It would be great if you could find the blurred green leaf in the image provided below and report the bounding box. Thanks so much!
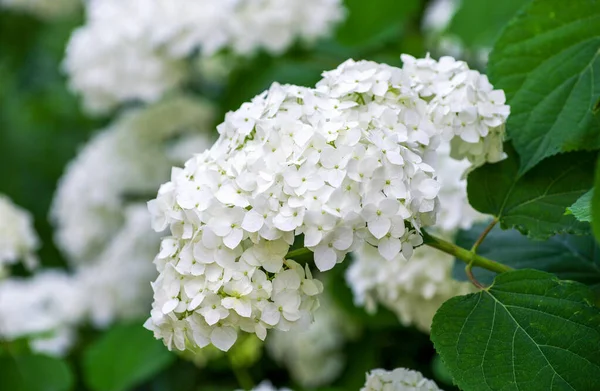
[336,0,419,47]
[0,353,73,391]
[488,0,600,173]
[448,0,528,48]
[83,322,176,391]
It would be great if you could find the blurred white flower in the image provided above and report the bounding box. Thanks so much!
[0,195,39,276]
[422,0,458,32]
[267,292,358,387]
[75,205,160,327]
[50,96,213,329]
[362,368,442,391]
[0,270,85,356]
[51,96,213,264]
[347,242,474,333]
[64,0,345,113]
[0,0,79,19]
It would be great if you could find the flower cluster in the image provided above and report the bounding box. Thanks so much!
[0,271,84,356]
[0,0,79,19]
[50,96,213,328]
[64,0,345,113]
[347,243,474,332]
[74,206,161,327]
[52,96,213,264]
[401,54,509,167]
[0,195,39,276]
[146,55,507,352]
[361,368,443,391]
[267,291,358,387]
[346,145,481,331]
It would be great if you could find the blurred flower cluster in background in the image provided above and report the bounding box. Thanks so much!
[0,0,526,390]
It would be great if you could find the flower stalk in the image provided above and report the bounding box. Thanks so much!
[421,230,512,274]
[285,230,513,276]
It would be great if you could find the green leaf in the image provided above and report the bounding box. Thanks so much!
[335,0,419,47]
[83,322,176,391]
[0,353,73,391]
[453,223,600,287]
[467,143,595,239]
[431,269,600,391]
[447,0,527,48]
[566,190,593,222]
[593,158,600,242]
[488,0,600,173]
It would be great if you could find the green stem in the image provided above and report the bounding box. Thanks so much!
[471,218,498,253]
[285,232,512,275]
[465,261,487,289]
[421,230,512,274]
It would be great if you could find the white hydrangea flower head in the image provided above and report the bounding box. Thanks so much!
[145,56,507,352]
[362,368,443,391]
[75,205,161,327]
[267,291,358,387]
[0,195,39,275]
[226,0,344,55]
[51,96,214,264]
[0,270,85,356]
[401,53,510,167]
[0,0,79,19]
[64,0,345,114]
[145,71,448,351]
[65,24,187,115]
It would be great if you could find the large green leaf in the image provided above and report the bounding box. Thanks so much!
[83,322,176,391]
[453,223,600,287]
[0,353,73,391]
[467,144,595,239]
[488,0,600,173]
[335,0,419,47]
[431,270,600,391]
[447,0,527,48]
[566,190,593,222]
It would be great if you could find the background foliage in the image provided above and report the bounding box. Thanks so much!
[2,0,599,390]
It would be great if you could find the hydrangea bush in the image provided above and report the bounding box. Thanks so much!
[1,1,599,390]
